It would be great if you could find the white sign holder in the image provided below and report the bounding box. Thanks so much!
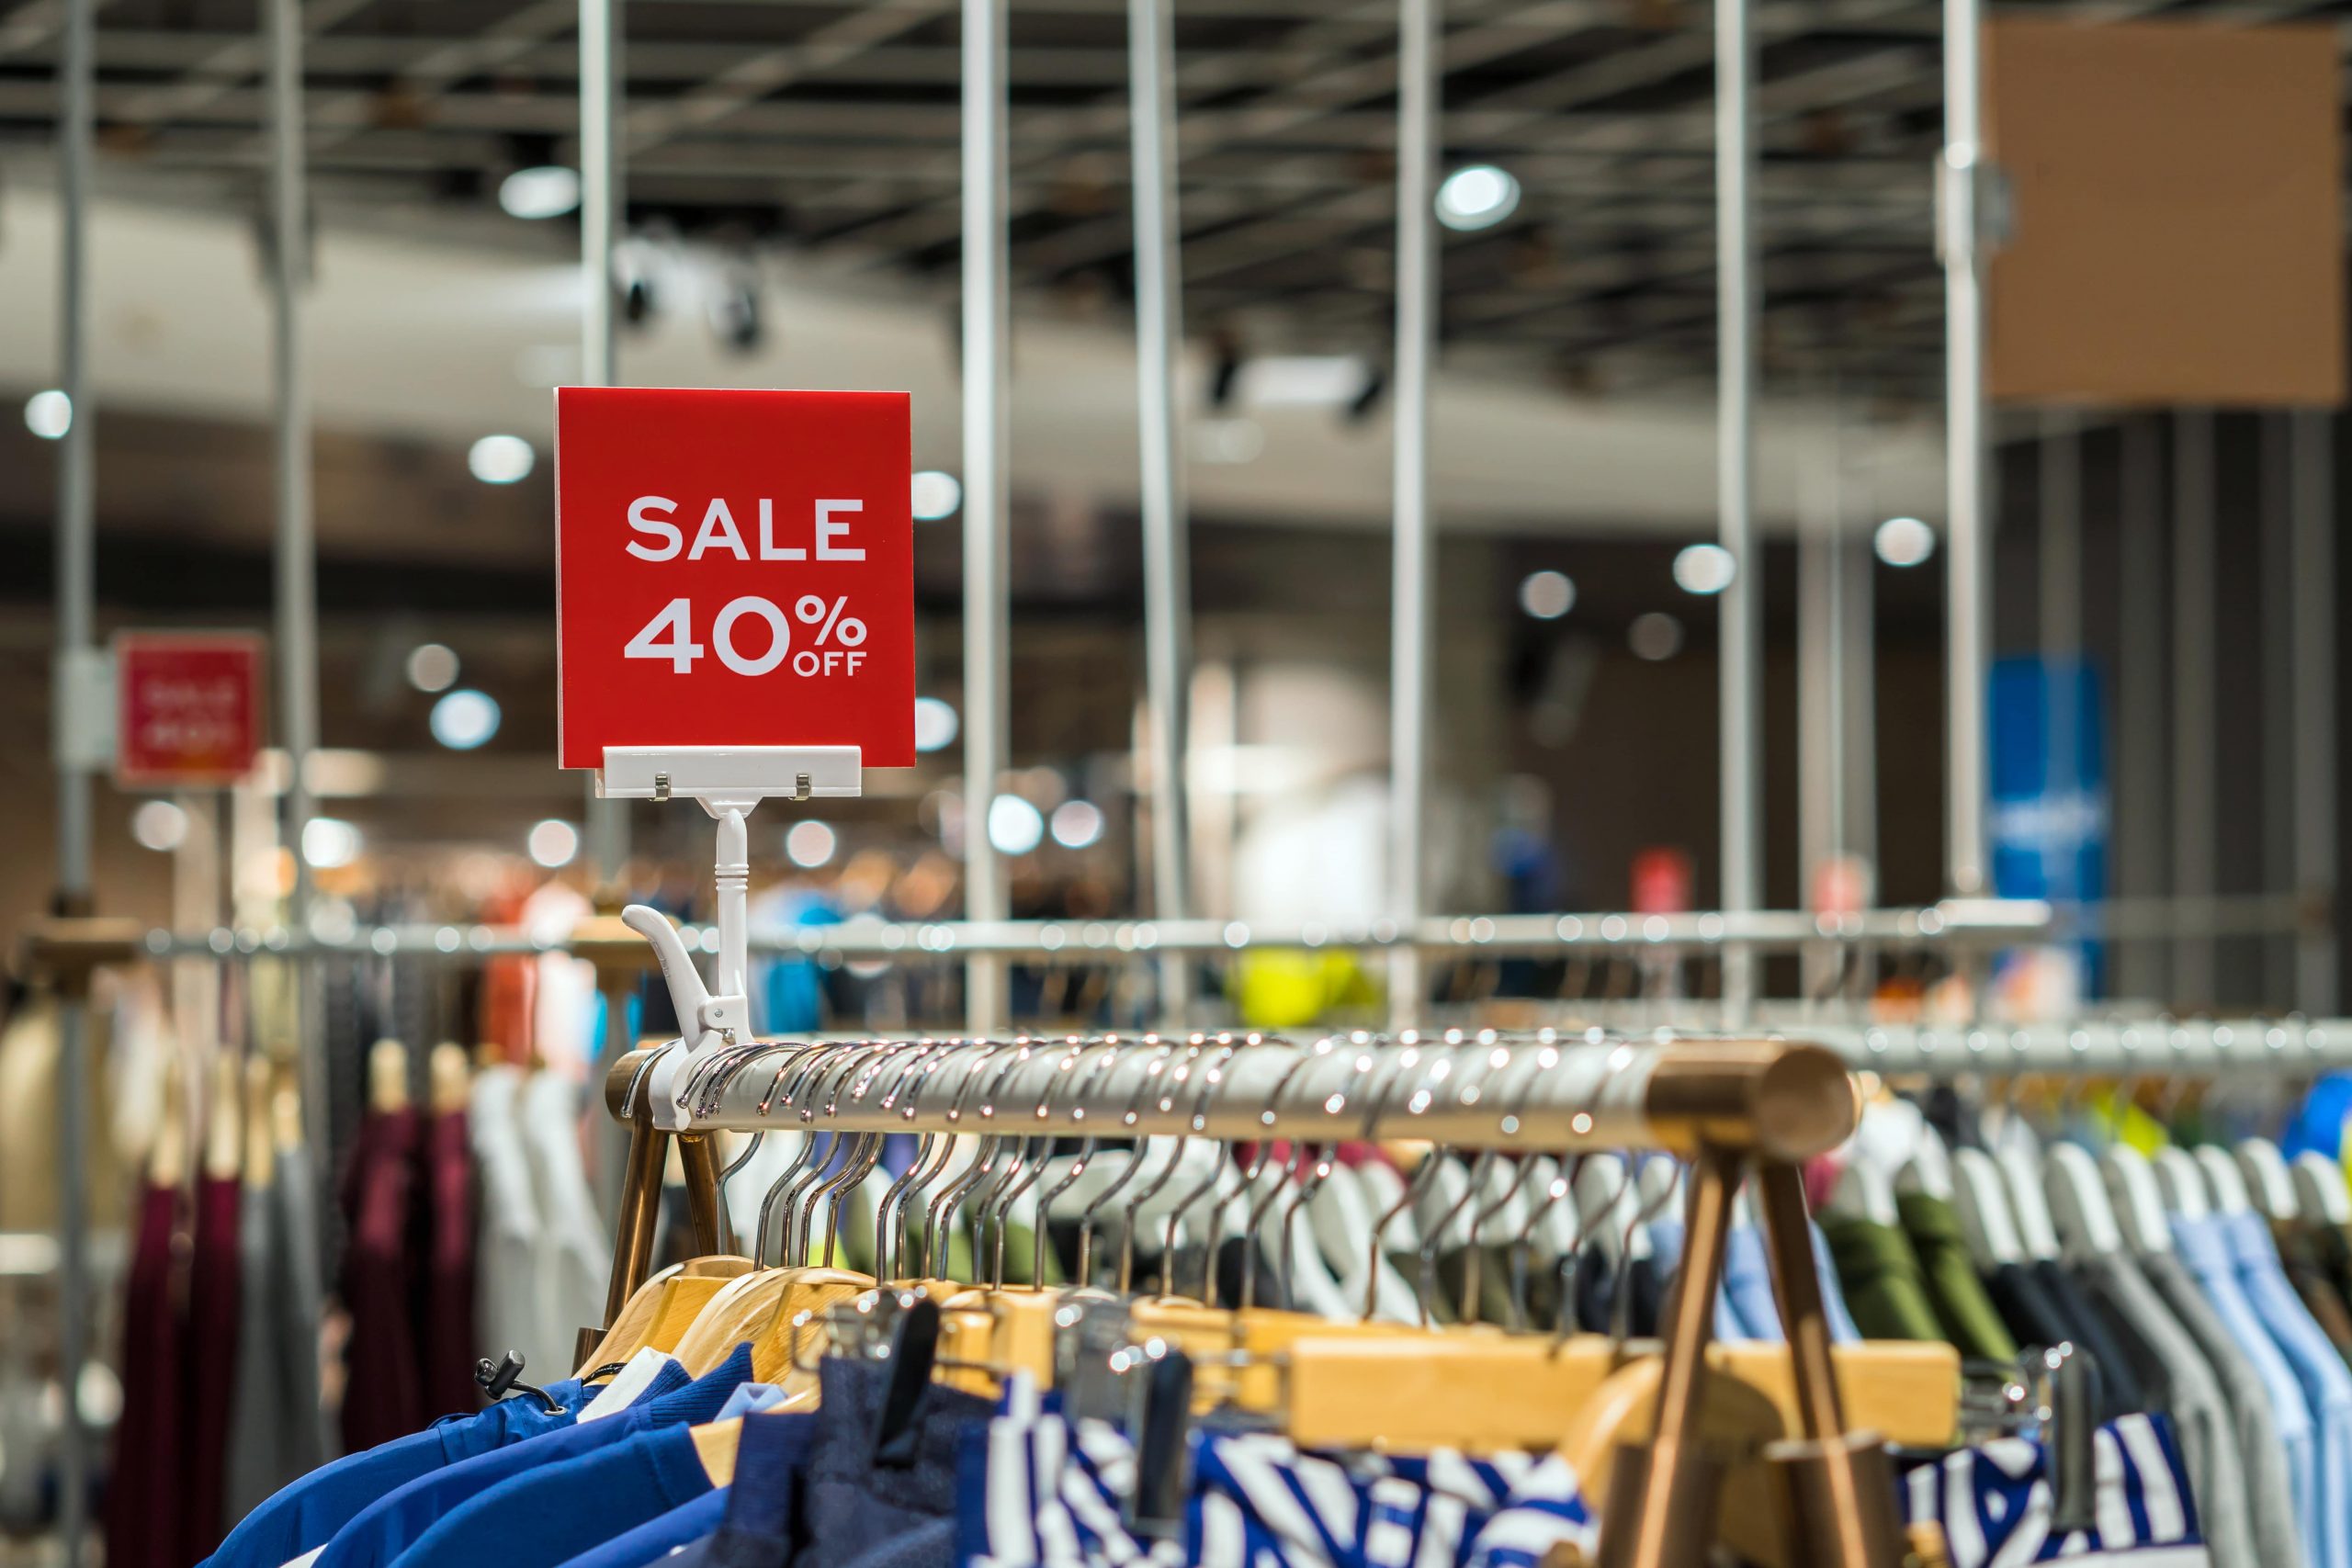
[598,744,861,1128]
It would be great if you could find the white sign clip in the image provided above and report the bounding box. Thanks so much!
[600,745,861,1129]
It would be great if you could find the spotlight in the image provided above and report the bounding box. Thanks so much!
[1672,543,1736,595]
[911,471,962,522]
[498,165,581,220]
[913,697,959,753]
[1049,800,1104,851]
[1436,165,1521,231]
[131,800,188,852]
[24,389,70,440]
[527,819,580,868]
[1518,570,1575,620]
[468,435,535,485]
[987,795,1045,857]
[405,643,459,694]
[786,820,837,869]
[430,689,501,750]
[1874,515,1937,568]
[1628,613,1685,661]
[300,818,363,870]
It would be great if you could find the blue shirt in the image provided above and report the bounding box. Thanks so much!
[392,1425,718,1568]
[661,1414,818,1568]
[2227,1210,2352,1568]
[550,1491,729,1568]
[203,1380,588,1568]
[2175,1213,2318,1564]
[1722,1226,1784,1342]
[318,1351,751,1568]
[1645,1219,1749,1343]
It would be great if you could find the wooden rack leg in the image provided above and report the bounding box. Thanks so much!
[1599,1141,1740,1568]
[1752,1159,1904,1568]
[676,1131,726,1256]
[580,1111,669,1367]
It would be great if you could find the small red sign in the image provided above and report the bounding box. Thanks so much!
[1630,847,1693,916]
[114,633,265,786]
[555,387,916,771]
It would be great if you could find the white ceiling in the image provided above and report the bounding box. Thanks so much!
[0,174,1950,536]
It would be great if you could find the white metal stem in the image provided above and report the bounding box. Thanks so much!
[963,0,1012,1030]
[581,0,630,882]
[1716,0,1759,1024]
[1387,0,1437,1031]
[1126,0,1194,1024]
[1939,0,1989,898]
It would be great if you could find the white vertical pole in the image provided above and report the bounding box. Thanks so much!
[1715,0,1759,1025]
[2173,409,2216,1008]
[1940,0,1989,897]
[581,0,630,884]
[1126,0,1193,1024]
[51,3,96,1557]
[963,0,1011,1031]
[2293,409,2337,1014]
[1386,0,1437,1031]
[269,0,315,932]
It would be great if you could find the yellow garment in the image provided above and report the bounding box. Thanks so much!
[1230,950,1373,1030]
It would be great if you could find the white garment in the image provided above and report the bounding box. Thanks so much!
[469,1066,548,1372]
[522,882,598,1077]
[521,1069,612,1376]
[576,1348,676,1423]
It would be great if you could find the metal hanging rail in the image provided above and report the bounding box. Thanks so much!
[1808,1016,2352,1077]
[51,898,2048,964]
[610,1032,1860,1161]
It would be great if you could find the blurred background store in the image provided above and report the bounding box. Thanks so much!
[0,0,2346,1562]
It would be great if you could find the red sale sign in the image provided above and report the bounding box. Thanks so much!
[555,388,916,770]
[114,632,265,786]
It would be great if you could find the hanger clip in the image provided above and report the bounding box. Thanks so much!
[474,1351,566,1416]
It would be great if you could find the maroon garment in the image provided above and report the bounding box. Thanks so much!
[420,1107,480,1419]
[179,1173,242,1565]
[107,1181,184,1568]
[338,1107,424,1452]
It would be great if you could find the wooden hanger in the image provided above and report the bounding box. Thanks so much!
[150,1055,190,1189]
[203,1049,243,1184]
[368,1038,411,1115]
[242,1055,276,1191]
[428,1043,471,1117]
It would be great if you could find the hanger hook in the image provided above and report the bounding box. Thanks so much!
[1158,1038,1241,1300]
[1072,1038,1180,1286]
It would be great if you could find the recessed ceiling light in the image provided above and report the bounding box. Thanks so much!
[1672,543,1736,595]
[1436,164,1521,231]
[24,389,70,440]
[430,689,501,750]
[1874,515,1937,568]
[911,470,962,521]
[1519,570,1575,620]
[499,165,581,220]
[469,434,535,484]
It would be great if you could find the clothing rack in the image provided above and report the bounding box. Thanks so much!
[604,1033,1857,1158]
[591,1030,1899,1567]
[24,898,2048,967]
[1805,1018,2352,1077]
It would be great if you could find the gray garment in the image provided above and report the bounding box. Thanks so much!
[223,1148,332,1521]
[2078,1251,2256,1568]
[2141,1247,2312,1568]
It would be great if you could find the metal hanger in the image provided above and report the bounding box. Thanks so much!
[1112,1042,1208,1294]
[1155,1040,1240,1300]
[1073,1039,1181,1287]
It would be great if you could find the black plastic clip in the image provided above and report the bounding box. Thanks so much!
[475,1351,567,1416]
